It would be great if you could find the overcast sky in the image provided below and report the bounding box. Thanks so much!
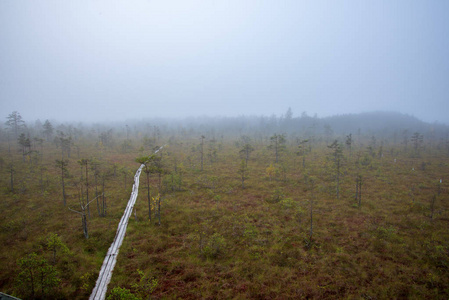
[1,1,448,124]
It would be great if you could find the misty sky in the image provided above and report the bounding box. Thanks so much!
[1,1,448,124]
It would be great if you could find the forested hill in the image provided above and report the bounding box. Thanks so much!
[159,110,448,140]
[3,110,448,144]
[320,111,439,135]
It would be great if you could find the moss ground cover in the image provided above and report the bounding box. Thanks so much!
[1,122,448,299]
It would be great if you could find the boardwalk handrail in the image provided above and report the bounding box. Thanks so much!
[89,145,165,300]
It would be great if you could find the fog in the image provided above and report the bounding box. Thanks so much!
[1,1,448,124]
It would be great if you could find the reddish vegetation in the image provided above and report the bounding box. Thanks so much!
[1,120,448,299]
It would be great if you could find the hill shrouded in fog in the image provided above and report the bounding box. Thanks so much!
[4,110,447,145]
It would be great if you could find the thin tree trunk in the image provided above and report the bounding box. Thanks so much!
[95,171,100,216]
[7,133,11,155]
[201,137,204,171]
[359,175,362,207]
[10,164,14,193]
[85,164,90,218]
[310,180,314,241]
[336,159,340,199]
[158,197,161,226]
[430,194,436,221]
[22,146,25,162]
[82,213,88,239]
[101,175,106,217]
[62,168,66,206]
[147,172,151,222]
[275,139,279,163]
[40,168,44,193]
[310,196,313,240]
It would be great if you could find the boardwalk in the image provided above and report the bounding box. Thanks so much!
[90,146,165,300]
[89,166,142,300]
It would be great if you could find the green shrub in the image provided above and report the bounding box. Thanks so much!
[202,233,226,259]
[107,287,141,300]
[132,269,158,298]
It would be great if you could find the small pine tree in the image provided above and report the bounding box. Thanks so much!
[328,140,343,199]
[16,253,60,299]
[46,233,70,265]
[238,159,248,188]
[269,133,286,163]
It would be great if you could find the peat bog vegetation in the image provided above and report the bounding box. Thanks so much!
[1,111,449,299]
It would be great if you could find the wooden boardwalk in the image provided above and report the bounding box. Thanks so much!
[90,146,165,300]
[89,165,142,300]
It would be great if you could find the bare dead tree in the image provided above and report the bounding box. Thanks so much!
[68,192,103,239]
[78,159,90,218]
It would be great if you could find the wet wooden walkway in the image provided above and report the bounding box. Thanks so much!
[90,146,164,300]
